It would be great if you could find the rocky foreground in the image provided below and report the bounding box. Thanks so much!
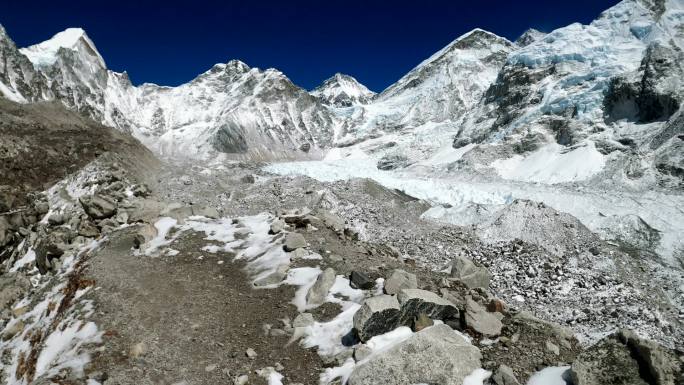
[1,123,683,385]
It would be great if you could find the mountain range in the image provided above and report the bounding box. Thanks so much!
[0,0,682,188]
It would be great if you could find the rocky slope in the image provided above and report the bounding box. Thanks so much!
[0,97,155,212]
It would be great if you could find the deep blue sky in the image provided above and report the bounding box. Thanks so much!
[3,0,619,92]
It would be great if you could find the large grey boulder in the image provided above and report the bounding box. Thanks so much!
[570,336,648,385]
[349,271,374,290]
[451,254,491,289]
[384,269,417,295]
[34,232,73,274]
[492,365,521,385]
[397,289,459,327]
[79,194,117,220]
[283,232,307,252]
[348,324,482,385]
[118,198,167,223]
[253,264,289,287]
[572,329,683,385]
[353,295,401,342]
[618,329,683,385]
[306,268,336,306]
[161,203,194,223]
[315,209,346,234]
[464,296,502,337]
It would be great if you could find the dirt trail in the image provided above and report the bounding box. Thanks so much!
[85,226,324,385]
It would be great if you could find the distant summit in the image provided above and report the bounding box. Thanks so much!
[311,73,375,107]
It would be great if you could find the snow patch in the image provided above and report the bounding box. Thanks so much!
[491,142,606,184]
[463,368,492,385]
[526,366,571,385]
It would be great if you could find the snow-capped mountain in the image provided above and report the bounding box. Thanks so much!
[514,28,546,47]
[332,29,515,143]
[446,0,684,189]
[0,0,682,184]
[0,28,337,160]
[101,60,336,160]
[311,73,375,107]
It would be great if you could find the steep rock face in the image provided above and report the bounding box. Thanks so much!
[604,42,683,123]
[311,73,375,107]
[0,25,49,103]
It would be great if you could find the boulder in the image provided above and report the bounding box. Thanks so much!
[161,203,194,223]
[306,268,336,306]
[353,295,401,342]
[78,218,100,238]
[451,254,491,289]
[269,219,286,234]
[0,274,31,309]
[397,289,459,327]
[118,198,167,223]
[316,210,346,234]
[570,336,648,385]
[347,324,482,385]
[115,211,129,224]
[290,248,310,259]
[98,218,120,234]
[618,329,682,385]
[283,232,307,252]
[2,320,25,341]
[492,365,520,385]
[253,264,289,287]
[79,194,117,220]
[292,313,315,328]
[192,205,220,219]
[464,296,502,337]
[47,213,65,226]
[132,223,159,249]
[384,269,417,295]
[131,184,151,197]
[413,313,434,332]
[34,201,49,215]
[281,209,313,228]
[349,271,374,290]
[35,235,69,274]
[300,143,311,152]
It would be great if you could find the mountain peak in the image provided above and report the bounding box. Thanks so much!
[515,28,546,47]
[450,28,514,50]
[225,59,250,73]
[19,27,105,68]
[311,73,375,107]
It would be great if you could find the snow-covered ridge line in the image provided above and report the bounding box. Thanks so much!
[19,27,105,68]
